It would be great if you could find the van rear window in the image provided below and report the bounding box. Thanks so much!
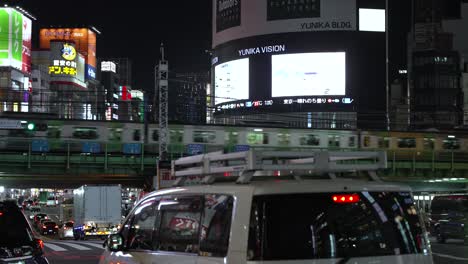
[431,195,468,213]
[248,192,426,261]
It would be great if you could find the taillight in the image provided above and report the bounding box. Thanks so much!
[0,212,3,216]
[42,226,46,229]
[38,239,44,249]
[55,225,59,228]
[332,194,360,204]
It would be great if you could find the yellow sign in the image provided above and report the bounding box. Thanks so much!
[61,43,76,61]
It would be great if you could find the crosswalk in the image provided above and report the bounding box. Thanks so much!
[44,240,105,252]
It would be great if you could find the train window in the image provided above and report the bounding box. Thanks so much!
[423,138,435,150]
[108,128,122,141]
[348,137,356,147]
[247,132,269,145]
[170,130,184,143]
[225,132,239,145]
[47,126,61,139]
[397,138,416,148]
[133,130,141,141]
[378,137,390,148]
[299,134,320,146]
[193,131,216,144]
[363,136,371,147]
[443,138,460,150]
[73,127,98,140]
[152,130,159,142]
[328,135,340,148]
[277,133,290,146]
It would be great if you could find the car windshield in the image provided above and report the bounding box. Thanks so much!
[248,192,426,260]
[431,195,468,213]
[65,222,74,227]
[44,221,56,226]
[0,209,34,247]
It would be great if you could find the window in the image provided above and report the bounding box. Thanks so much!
[363,136,371,147]
[199,195,234,257]
[127,198,159,250]
[246,132,269,145]
[170,130,184,144]
[348,136,356,147]
[378,137,390,148]
[158,195,202,253]
[328,135,340,148]
[277,133,290,146]
[443,138,460,150]
[299,134,320,146]
[397,138,416,148]
[133,130,141,141]
[193,131,216,144]
[423,138,435,150]
[108,128,122,141]
[248,192,425,260]
[72,127,98,140]
[47,126,61,139]
[152,130,159,142]
[225,132,239,145]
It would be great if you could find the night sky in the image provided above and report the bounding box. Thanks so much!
[7,0,413,92]
[10,0,213,91]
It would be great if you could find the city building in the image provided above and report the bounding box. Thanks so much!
[168,72,208,124]
[409,0,465,129]
[0,7,33,114]
[30,65,51,113]
[210,0,391,129]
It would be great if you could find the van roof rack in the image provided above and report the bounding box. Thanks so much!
[171,150,387,186]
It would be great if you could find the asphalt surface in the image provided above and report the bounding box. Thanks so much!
[26,206,104,264]
[432,238,468,264]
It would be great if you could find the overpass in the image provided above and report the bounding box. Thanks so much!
[0,139,467,190]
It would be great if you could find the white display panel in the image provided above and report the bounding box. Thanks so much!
[359,8,386,32]
[214,58,249,105]
[272,52,346,97]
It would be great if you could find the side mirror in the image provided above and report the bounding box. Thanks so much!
[106,234,124,252]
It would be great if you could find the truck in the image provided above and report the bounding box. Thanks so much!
[38,191,49,205]
[73,185,122,240]
[59,204,74,222]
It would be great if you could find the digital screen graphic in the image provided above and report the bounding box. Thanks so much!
[214,58,249,105]
[272,52,346,97]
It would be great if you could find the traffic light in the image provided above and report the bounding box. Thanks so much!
[26,123,35,131]
[24,122,47,131]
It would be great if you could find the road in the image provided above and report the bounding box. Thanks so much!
[27,207,468,264]
[26,206,104,264]
[432,238,468,264]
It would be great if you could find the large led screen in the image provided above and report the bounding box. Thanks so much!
[214,58,249,105]
[359,8,385,32]
[272,52,346,97]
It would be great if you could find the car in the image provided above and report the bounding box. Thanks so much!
[40,221,59,235]
[101,150,433,264]
[0,200,49,264]
[58,221,75,239]
[33,213,48,225]
[430,194,468,244]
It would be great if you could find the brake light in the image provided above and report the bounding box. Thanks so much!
[38,239,44,249]
[0,212,3,216]
[332,194,360,204]
[55,225,59,228]
[42,226,46,229]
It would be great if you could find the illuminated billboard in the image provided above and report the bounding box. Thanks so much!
[213,0,356,47]
[272,52,346,97]
[49,41,78,77]
[359,9,386,32]
[0,8,32,73]
[39,28,97,79]
[214,58,249,105]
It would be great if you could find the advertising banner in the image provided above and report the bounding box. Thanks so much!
[39,28,97,79]
[49,41,78,77]
[213,0,356,47]
[0,8,31,73]
[216,0,241,32]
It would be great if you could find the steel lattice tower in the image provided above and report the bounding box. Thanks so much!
[156,43,169,161]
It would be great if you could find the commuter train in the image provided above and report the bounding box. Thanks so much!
[0,118,467,155]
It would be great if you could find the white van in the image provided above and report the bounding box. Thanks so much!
[100,151,433,264]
